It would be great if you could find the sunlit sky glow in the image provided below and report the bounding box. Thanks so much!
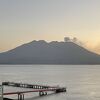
[0,0,100,54]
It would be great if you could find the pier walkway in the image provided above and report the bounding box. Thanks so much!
[1,82,66,100]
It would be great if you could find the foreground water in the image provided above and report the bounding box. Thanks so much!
[0,65,100,100]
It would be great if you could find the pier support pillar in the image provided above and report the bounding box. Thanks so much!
[39,92,47,96]
[18,93,24,100]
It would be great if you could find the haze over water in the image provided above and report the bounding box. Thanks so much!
[0,65,100,100]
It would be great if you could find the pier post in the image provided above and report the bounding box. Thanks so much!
[0,85,3,100]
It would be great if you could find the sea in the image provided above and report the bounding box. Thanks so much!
[0,65,100,100]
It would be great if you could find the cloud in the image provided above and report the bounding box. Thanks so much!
[64,37,71,42]
[64,36,100,54]
[64,37,84,46]
[72,37,84,46]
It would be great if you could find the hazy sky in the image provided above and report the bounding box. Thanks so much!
[0,0,100,54]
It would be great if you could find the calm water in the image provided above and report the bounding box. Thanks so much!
[0,65,100,100]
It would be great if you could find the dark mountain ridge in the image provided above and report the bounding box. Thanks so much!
[0,40,100,64]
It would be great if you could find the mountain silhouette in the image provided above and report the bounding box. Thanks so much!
[0,40,100,64]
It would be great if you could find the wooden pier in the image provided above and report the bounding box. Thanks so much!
[1,82,66,100]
